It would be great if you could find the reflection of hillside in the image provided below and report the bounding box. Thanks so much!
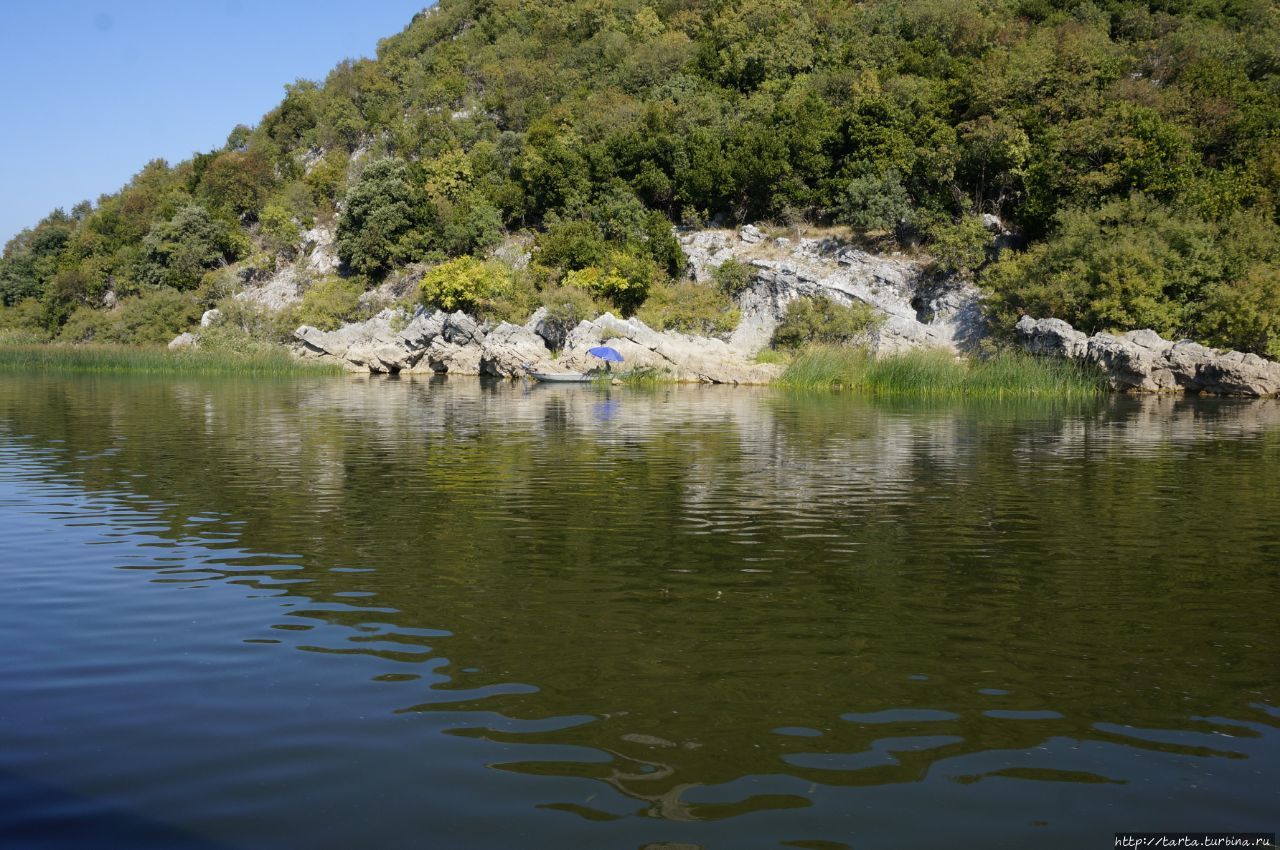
[1,375,1278,822]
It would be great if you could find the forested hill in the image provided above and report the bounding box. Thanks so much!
[2,0,1279,355]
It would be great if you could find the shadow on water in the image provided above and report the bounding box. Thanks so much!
[0,374,1278,849]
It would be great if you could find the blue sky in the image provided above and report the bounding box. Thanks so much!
[0,1,430,244]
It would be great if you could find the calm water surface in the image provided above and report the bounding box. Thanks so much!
[0,375,1276,850]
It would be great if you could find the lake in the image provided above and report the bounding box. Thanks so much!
[0,374,1276,849]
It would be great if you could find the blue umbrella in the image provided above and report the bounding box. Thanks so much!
[587,346,625,363]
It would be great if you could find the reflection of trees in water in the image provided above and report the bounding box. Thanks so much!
[1,375,1278,820]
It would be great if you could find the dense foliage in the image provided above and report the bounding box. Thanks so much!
[2,0,1279,353]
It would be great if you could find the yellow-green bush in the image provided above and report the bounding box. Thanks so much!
[295,276,366,331]
[419,256,512,315]
[563,251,661,314]
[0,298,53,341]
[712,258,755,296]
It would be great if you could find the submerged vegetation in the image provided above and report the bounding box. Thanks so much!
[776,347,1105,399]
[0,344,343,378]
[1,0,1277,360]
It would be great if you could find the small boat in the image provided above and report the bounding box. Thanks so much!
[528,370,594,383]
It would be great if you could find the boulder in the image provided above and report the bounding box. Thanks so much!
[442,311,484,346]
[424,338,483,374]
[1015,315,1280,397]
[1085,333,1178,392]
[200,308,222,328]
[167,332,198,351]
[480,323,554,377]
[1014,316,1088,359]
[525,305,575,351]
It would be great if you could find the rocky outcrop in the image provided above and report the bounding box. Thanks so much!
[679,228,985,356]
[301,226,340,276]
[236,266,305,312]
[1016,316,1280,397]
[296,310,432,373]
[294,306,779,384]
[480,322,553,377]
[554,314,782,385]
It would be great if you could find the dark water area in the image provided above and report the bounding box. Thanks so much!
[0,374,1276,850]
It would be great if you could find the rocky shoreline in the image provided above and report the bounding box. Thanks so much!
[293,306,784,385]
[282,224,988,385]
[1015,316,1280,398]
[170,223,1280,397]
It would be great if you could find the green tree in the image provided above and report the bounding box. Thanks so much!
[197,151,275,219]
[139,204,243,291]
[835,169,914,231]
[336,158,435,276]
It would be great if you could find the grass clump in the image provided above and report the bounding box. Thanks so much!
[0,343,343,377]
[776,346,1104,398]
[591,364,671,387]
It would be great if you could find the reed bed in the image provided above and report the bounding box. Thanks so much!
[0,344,343,377]
[776,346,1104,398]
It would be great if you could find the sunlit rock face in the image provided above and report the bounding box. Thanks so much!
[680,227,986,356]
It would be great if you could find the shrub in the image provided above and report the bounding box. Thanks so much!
[636,281,740,337]
[0,298,53,339]
[563,251,662,314]
[712,258,755,296]
[539,284,604,327]
[259,204,301,256]
[305,148,350,208]
[58,307,116,343]
[836,168,914,232]
[295,276,366,331]
[926,215,990,276]
[771,295,881,349]
[486,267,539,324]
[1199,264,1280,359]
[211,297,299,343]
[197,150,275,218]
[534,219,609,271]
[419,256,511,314]
[439,193,504,256]
[60,288,201,345]
[983,195,1280,355]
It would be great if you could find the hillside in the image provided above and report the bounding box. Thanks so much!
[2,0,1279,357]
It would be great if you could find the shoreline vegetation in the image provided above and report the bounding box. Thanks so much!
[774,347,1104,398]
[0,340,1104,398]
[0,343,343,378]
